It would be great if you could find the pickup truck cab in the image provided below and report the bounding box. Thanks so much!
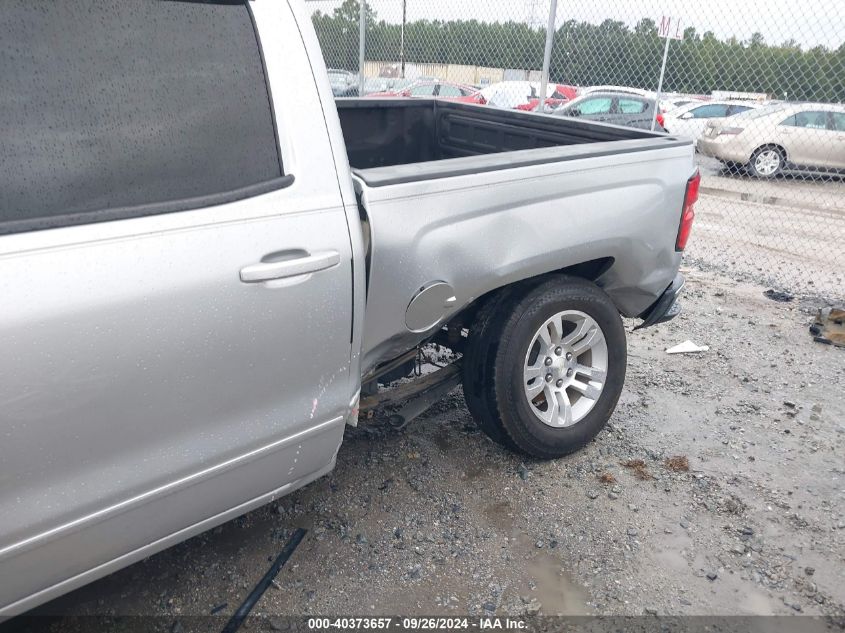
[0,0,698,615]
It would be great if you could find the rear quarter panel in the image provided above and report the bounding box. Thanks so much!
[358,142,695,371]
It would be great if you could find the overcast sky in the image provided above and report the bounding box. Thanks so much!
[305,0,843,50]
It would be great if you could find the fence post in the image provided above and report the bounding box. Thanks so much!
[537,0,558,112]
[358,0,366,94]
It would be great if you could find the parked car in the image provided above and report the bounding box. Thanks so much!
[327,68,358,97]
[661,96,707,111]
[698,103,845,177]
[516,83,578,112]
[480,81,564,110]
[577,86,695,119]
[662,100,762,140]
[366,80,484,103]
[0,0,699,615]
[552,92,666,131]
[579,85,654,99]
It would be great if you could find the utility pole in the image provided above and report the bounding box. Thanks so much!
[358,0,366,95]
[537,0,558,112]
[400,0,407,79]
[651,35,670,130]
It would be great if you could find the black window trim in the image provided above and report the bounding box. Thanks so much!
[0,175,295,236]
[1,0,291,237]
[245,0,285,178]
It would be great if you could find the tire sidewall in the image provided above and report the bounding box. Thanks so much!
[496,281,627,457]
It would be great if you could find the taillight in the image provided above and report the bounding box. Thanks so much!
[656,112,665,127]
[676,169,700,251]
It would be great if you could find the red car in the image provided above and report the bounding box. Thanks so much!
[368,80,486,104]
[516,83,578,112]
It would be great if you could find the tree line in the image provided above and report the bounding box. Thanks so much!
[312,0,844,102]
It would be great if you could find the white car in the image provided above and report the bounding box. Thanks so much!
[662,100,762,141]
[480,81,557,109]
[698,103,845,177]
[661,97,706,111]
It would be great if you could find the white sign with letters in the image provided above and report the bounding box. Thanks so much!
[658,15,684,40]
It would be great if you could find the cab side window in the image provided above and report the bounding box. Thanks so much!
[0,0,282,234]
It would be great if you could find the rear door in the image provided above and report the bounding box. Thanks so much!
[781,110,836,168]
[0,0,353,610]
[613,96,650,127]
[830,112,845,169]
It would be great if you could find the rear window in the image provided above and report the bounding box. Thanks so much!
[728,105,754,115]
[732,104,788,120]
[438,85,464,98]
[0,0,282,233]
[689,104,730,118]
[618,98,648,114]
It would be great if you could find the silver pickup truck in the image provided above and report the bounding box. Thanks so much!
[0,0,699,615]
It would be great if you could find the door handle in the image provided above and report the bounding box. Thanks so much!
[240,250,340,283]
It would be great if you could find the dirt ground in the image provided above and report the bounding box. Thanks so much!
[10,164,845,630]
[691,158,845,302]
[21,262,844,630]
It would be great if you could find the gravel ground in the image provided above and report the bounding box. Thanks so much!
[24,265,844,629]
[689,156,845,302]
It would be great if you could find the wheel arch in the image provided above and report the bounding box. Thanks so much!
[441,257,615,341]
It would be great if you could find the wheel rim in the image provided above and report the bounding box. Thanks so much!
[754,149,781,175]
[522,310,608,428]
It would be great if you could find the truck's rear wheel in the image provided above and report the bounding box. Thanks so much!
[463,276,626,459]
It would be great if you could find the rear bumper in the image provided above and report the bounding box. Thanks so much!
[634,273,685,330]
[697,137,749,163]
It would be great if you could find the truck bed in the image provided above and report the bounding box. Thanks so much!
[339,99,696,373]
[336,99,690,186]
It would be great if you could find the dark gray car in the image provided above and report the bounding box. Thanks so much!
[553,92,666,131]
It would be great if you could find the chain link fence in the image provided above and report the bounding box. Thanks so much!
[306,0,845,301]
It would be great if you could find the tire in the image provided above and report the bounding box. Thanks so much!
[463,276,626,459]
[462,288,519,449]
[748,146,784,178]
